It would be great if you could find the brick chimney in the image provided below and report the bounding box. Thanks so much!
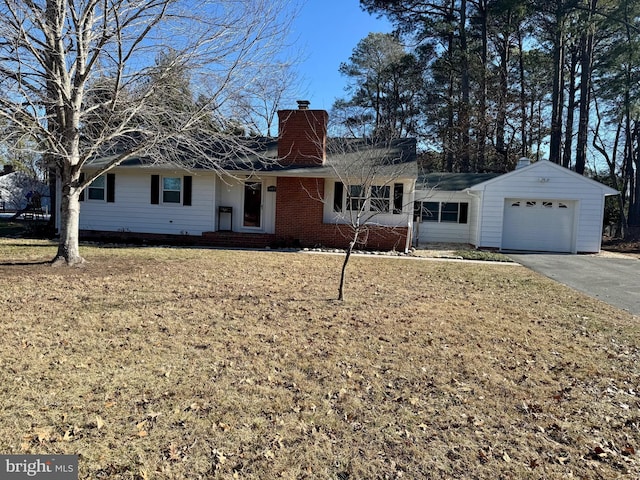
[277,100,328,167]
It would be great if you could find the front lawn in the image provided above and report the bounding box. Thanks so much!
[0,240,638,479]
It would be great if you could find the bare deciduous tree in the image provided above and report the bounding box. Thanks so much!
[0,0,296,265]
[306,137,416,301]
[229,61,305,137]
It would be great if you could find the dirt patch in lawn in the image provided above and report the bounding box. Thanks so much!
[0,240,638,479]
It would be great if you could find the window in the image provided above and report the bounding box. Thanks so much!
[151,175,191,205]
[421,201,439,222]
[441,202,460,222]
[418,201,468,224]
[393,183,404,214]
[348,185,366,211]
[81,173,115,203]
[334,182,344,212]
[163,177,181,203]
[370,185,390,212]
[88,175,105,200]
[340,184,402,214]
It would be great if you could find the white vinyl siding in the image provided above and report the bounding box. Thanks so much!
[78,170,280,236]
[79,170,215,235]
[470,161,617,253]
[413,191,473,245]
[412,161,616,252]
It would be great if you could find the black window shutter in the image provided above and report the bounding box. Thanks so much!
[107,173,115,203]
[183,176,192,206]
[393,183,404,214]
[79,172,85,202]
[151,175,160,204]
[333,181,344,212]
[459,202,469,224]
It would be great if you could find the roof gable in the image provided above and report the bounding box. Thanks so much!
[466,160,619,195]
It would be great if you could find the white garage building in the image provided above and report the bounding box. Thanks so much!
[414,159,618,253]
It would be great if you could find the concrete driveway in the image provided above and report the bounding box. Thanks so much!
[507,253,640,315]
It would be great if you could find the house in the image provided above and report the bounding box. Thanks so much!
[414,158,619,253]
[0,166,50,213]
[75,101,418,251]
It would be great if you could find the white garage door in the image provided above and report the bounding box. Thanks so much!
[502,199,575,252]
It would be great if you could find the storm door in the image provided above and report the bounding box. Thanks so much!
[243,181,262,228]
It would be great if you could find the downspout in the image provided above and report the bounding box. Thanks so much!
[405,178,417,253]
[465,189,481,248]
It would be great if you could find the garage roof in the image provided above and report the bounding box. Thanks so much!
[417,172,501,191]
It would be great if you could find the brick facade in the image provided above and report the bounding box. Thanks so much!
[277,108,328,167]
[273,177,408,251]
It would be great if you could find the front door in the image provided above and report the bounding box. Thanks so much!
[243,181,262,228]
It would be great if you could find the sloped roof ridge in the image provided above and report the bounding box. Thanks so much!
[466,159,619,194]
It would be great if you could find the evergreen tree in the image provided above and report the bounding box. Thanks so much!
[333,33,423,141]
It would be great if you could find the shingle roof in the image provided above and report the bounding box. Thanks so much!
[87,137,418,179]
[417,172,502,191]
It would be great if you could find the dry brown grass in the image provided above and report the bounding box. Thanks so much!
[0,239,638,479]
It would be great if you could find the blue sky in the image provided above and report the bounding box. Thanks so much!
[290,1,392,110]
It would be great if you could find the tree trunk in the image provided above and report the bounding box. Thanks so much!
[477,0,488,171]
[549,0,566,164]
[52,178,85,266]
[495,17,511,169]
[338,232,358,301]
[518,28,528,158]
[562,48,578,169]
[575,0,597,175]
[628,122,640,237]
[458,0,471,172]
[444,25,456,172]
